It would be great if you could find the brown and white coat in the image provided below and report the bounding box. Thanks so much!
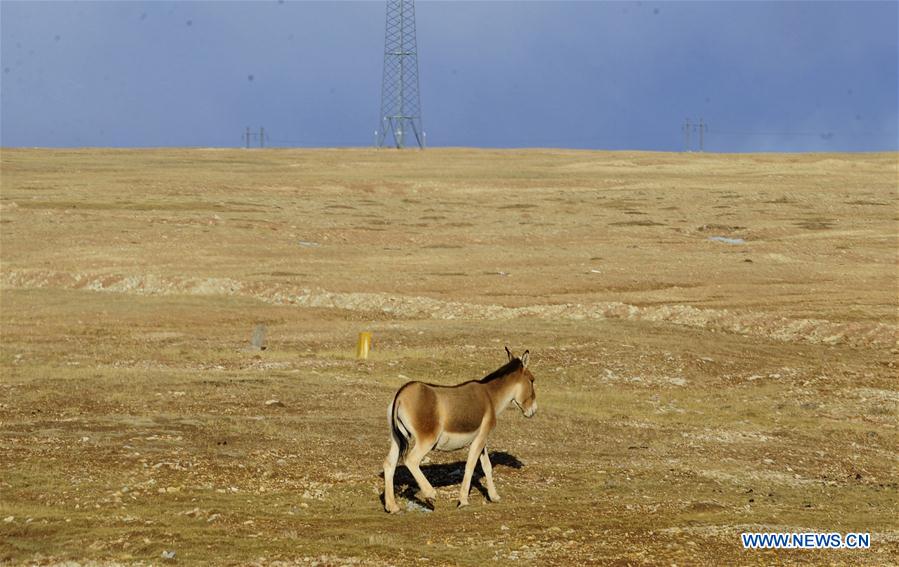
[383,348,537,513]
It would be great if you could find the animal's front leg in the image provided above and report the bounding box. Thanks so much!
[458,434,488,508]
[479,446,500,502]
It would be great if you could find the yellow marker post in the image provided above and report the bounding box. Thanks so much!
[356,332,372,359]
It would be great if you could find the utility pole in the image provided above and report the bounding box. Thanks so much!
[682,118,692,152]
[241,127,266,149]
[697,118,707,152]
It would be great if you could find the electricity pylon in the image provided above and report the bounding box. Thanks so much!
[376,0,424,149]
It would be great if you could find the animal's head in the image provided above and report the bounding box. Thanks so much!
[505,346,537,418]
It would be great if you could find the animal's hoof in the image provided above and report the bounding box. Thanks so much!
[424,496,437,508]
[385,503,401,514]
[488,493,501,503]
[457,500,469,508]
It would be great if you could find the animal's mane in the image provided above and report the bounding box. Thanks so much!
[478,359,522,383]
[420,358,522,389]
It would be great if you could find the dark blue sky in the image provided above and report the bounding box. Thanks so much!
[1,1,896,151]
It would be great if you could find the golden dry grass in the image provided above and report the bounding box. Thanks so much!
[1,148,897,565]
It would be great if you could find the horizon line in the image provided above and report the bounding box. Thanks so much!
[2,146,898,156]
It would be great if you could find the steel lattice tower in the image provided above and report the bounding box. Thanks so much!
[377,0,424,149]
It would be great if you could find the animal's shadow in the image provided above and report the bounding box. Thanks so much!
[379,451,524,509]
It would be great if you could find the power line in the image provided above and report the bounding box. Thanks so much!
[709,129,889,137]
[711,130,826,137]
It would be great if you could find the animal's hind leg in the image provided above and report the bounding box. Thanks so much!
[404,438,438,504]
[479,447,500,502]
[383,437,401,513]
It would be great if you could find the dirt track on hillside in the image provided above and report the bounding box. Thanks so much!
[4,269,896,348]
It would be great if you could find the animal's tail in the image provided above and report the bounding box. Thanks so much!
[388,388,410,460]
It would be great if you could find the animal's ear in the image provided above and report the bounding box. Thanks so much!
[520,350,530,369]
[505,346,515,361]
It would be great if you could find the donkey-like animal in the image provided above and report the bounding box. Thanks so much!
[383,347,537,513]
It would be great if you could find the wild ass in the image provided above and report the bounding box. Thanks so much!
[383,347,537,513]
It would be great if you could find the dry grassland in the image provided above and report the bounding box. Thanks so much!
[0,148,897,565]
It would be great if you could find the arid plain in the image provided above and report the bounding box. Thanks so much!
[1,148,897,565]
